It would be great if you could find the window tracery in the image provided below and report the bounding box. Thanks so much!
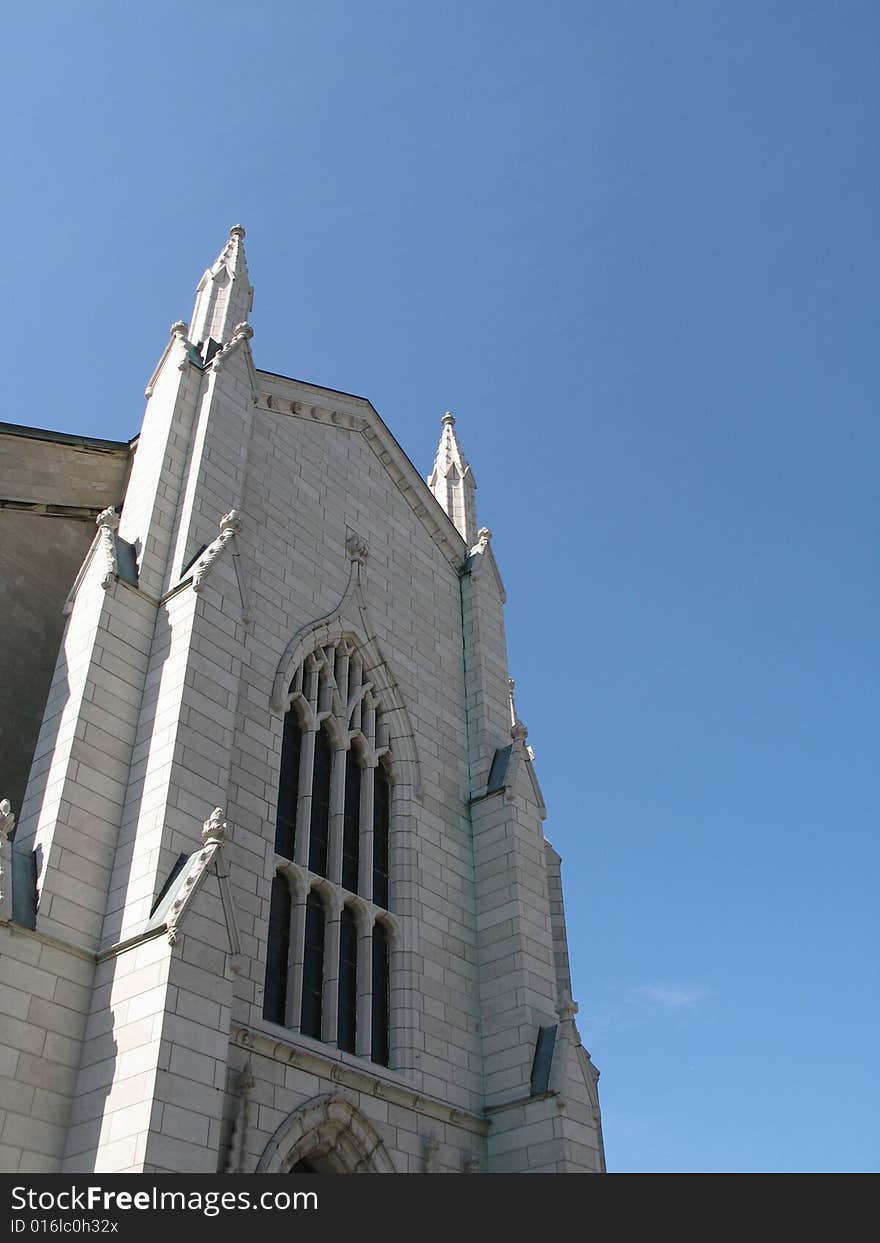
[263,638,394,1067]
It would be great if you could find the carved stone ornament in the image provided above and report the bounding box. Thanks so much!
[0,798,14,842]
[557,989,579,1024]
[0,798,14,922]
[210,321,254,370]
[345,531,369,566]
[192,509,242,593]
[468,526,492,559]
[202,806,229,845]
[96,507,120,590]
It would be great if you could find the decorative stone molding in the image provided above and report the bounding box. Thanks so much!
[231,1024,489,1136]
[166,806,242,969]
[187,508,251,623]
[0,798,14,922]
[63,507,122,615]
[255,1094,397,1173]
[192,510,241,593]
[209,321,254,370]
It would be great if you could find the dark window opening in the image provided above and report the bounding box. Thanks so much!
[371,921,390,1066]
[342,749,361,893]
[373,765,390,910]
[263,874,291,1025]
[275,710,301,859]
[338,905,358,1054]
[301,889,325,1039]
[309,727,332,877]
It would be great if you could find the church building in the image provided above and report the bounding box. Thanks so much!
[0,228,605,1173]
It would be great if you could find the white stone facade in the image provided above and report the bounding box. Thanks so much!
[0,228,605,1174]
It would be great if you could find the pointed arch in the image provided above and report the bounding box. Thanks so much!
[255,1095,397,1173]
[270,565,421,800]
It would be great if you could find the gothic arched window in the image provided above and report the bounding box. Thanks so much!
[265,637,399,1068]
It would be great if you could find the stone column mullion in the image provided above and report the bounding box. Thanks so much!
[356,918,373,1059]
[322,899,341,1045]
[294,729,316,868]
[359,763,375,901]
[389,933,405,1072]
[328,745,346,885]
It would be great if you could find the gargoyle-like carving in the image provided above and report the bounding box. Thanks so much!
[423,1134,440,1173]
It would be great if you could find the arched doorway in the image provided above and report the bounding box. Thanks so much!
[256,1094,397,1174]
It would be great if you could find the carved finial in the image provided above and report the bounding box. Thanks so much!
[346,531,369,566]
[170,320,188,339]
[219,509,243,536]
[202,807,229,845]
[230,224,246,240]
[0,799,14,841]
[557,989,579,1023]
[96,507,120,532]
[508,676,528,742]
[232,321,254,341]
[441,411,456,426]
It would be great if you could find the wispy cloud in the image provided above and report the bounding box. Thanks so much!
[629,983,710,1011]
[587,982,712,1034]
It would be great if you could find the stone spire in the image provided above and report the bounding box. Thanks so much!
[189,224,254,348]
[427,412,478,545]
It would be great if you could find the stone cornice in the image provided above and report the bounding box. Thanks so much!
[231,1021,490,1136]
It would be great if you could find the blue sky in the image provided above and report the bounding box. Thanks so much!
[3,2,877,1171]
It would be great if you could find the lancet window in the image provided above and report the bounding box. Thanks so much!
[263,638,394,1067]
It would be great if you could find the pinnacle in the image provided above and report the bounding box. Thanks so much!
[428,409,478,543]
